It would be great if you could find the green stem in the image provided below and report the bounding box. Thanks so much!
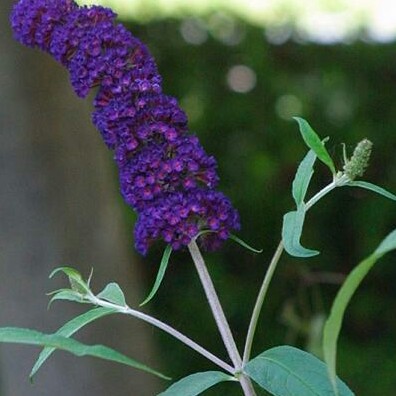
[305,174,349,210]
[87,294,234,374]
[188,240,257,396]
[242,240,284,365]
[242,173,350,365]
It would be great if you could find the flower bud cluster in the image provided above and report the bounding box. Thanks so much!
[343,139,373,180]
[11,0,240,254]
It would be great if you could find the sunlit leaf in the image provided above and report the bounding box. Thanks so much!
[30,307,116,380]
[229,234,263,253]
[97,282,126,306]
[323,229,396,395]
[245,345,354,396]
[0,327,169,380]
[140,245,172,306]
[282,208,319,258]
[158,371,234,396]
[346,180,396,202]
[293,117,335,174]
[292,149,317,206]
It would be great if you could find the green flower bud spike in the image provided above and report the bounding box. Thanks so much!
[343,139,373,180]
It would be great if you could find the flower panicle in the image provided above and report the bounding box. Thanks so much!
[10,0,240,254]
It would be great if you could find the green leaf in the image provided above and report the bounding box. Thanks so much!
[245,345,354,396]
[140,245,172,306]
[292,149,317,206]
[323,229,396,395]
[48,290,87,307]
[49,267,90,294]
[282,208,319,257]
[30,307,116,380]
[49,267,83,280]
[293,117,335,174]
[158,371,234,396]
[375,229,396,255]
[229,234,263,254]
[46,288,75,296]
[346,181,396,202]
[0,327,169,380]
[97,282,127,306]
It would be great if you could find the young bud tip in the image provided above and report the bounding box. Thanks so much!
[343,139,373,180]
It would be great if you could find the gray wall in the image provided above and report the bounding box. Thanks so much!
[0,1,160,395]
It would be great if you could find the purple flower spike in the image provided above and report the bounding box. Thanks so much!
[11,0,240,254]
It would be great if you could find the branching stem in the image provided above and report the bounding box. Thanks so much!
[86,294,234,374]
[242,173,350,365]
[188,240,257,396]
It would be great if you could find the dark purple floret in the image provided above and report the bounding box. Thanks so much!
[10,0,240,254]
[10,0,76,50]
[119,136,219,210]
[92,93,185,156]
[134,190,240,255]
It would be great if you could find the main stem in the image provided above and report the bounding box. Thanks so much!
[243,173,350,365]
[188,240,256,396]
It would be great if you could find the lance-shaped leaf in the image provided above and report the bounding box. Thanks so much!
[97,282,126,306]
[229,234,263,254]
[0,327,169,379]
[195,230,263,254]
[323,229,396,395]
[245,345,354,396]
[292,149,317,206]
[346,181,396,202]
[282,208,319,258]
[293,117,335,175]
[30,307,116,380]
[158,371,235,396]
[140,245,172,306]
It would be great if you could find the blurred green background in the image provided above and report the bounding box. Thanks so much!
[2,0,396,394]
[97,1,396,394]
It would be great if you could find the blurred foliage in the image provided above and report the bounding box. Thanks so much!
[81,0,396,44]
[119,17,396,396]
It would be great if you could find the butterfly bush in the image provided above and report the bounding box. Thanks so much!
[11,0,240,254]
